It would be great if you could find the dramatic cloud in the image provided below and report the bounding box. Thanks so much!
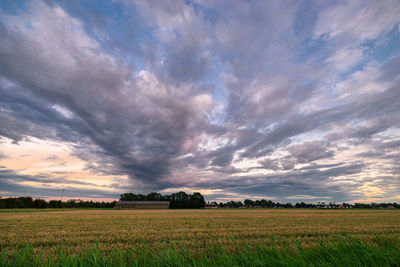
[288,141,334,164]
[0,0,399,203]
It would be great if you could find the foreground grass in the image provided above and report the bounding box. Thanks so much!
[1,238,399,267]
[0,209,399,266]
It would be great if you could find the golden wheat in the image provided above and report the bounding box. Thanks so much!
[0,209,399,257]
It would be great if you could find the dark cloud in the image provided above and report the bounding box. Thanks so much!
[0,1,213,188]
[258,159,279,171]
[190,161,367,202]
[0,0,399,202]
[288,141,334,163]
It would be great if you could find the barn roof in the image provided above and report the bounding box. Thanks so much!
[116,201,170,205]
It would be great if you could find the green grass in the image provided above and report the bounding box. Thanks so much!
[1,238,399,267]
[1,209,399,266]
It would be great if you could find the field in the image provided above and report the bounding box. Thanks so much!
[1,209,400,266]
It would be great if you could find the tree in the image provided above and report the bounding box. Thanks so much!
[66,199,77,208]
[120,193,136,201]
[170,191,189,209]
[342,203,351,208]
[225,201,243,208]
[136,194,146,201]
[120,193,147,201]
[244,199,255,207]
[33,199,47,209]
[146,192,164,201]
[19,197,34,208]
[188,192,205,208]
[284,203,293,208]
[49,200,62,208]
[295,202,307,208]
[266,200,275,208]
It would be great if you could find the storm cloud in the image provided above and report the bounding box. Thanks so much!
[0,0,400,202]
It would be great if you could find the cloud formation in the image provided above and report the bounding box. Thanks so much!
[0,0,399,202]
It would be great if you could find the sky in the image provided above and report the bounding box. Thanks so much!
[0,0,400,203]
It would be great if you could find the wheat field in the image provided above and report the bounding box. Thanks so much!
[1,208,399,259]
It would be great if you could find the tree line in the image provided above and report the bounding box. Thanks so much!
[1,195,398,209]
[215,200,399,209]
[0,197,116,209]
[119,191,206,209]
[0,191,207,209]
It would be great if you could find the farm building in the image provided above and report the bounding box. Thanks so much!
[115,201,170,209]
[205,202,217,208]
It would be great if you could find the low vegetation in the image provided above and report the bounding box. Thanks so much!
[0,197,115,209]
[0,209,399,266]
[1,193,399,209]
[1,239,400,266]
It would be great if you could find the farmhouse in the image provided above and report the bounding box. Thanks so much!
[116,201,170,209]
